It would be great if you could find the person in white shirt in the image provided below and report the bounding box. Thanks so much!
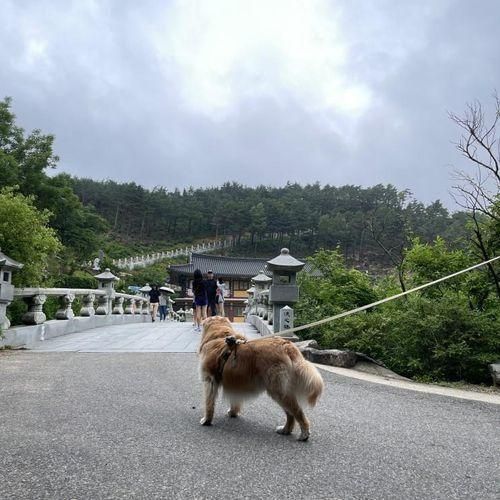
[216,278,226,317]
[159,293,168,321]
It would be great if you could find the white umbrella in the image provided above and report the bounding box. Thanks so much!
[159,286,175,294]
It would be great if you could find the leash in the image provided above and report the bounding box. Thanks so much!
[267,255,500,337]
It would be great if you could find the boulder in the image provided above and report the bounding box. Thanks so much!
[294,339,319,349]
[300,347,357,368]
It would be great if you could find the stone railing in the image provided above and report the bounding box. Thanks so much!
[169,307,194,323]
[245,281,274,336]
[89,238,235,271]
[12,288,150,325]
[0,260,152,348]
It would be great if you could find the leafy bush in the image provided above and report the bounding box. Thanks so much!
[295,246,500,384]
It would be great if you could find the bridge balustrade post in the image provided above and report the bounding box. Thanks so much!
[0,250,23,330]
[55,293,75,320]
[185,308,193,323]
[112,296,125,315]
[178,308,185,322]
[246,286,255,315]
[80,293,96,316]
[279,305,294,332]
[124,297,136,314]
[266,292,273,325]
[135,298,144,314]
[22,294,47,325]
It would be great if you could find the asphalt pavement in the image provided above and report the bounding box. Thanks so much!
[1,351,499,499]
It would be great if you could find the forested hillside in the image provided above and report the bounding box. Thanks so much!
[70,177,470,264]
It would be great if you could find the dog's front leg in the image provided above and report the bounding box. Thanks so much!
[200,377,219,426]
[227,398,242,418]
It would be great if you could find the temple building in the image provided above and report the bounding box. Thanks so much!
[168,253,271,321]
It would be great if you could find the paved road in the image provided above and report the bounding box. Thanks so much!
[1,349,499,499]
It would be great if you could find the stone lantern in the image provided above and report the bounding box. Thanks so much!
[251,270,272,318]
[267,248,305,333]
[95,268,119,315]
[0,249,23,330]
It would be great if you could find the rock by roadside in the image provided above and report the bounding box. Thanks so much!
[294,339,407,379]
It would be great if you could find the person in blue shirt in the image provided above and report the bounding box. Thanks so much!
[192,269,207,331]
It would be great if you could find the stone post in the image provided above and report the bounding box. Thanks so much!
[267,248,305,334]
[22,294,47,325]
[112,296,125,315]
[55,293,75,320]
[95,268,119,315]
[261,290,270,320]
[185,308,194,323]
[124,297,136,314]
[80,293,96,316]
[0,250,23,330]
[136,298,144,315]
[178,308,185,322]
[279,305,294,332]
[246,286,255,315]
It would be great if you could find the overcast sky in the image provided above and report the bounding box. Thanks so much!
[2,0,499,207]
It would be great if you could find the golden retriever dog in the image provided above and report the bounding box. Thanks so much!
[198,316,324,441]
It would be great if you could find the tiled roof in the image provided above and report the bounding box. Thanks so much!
[169,253,270,278]
[169,252,316,278]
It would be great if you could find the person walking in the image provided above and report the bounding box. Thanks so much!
[192,269,207,331]
[205,270,218,317]
[149,285,160,322]
[159,292,168,321]
[216,278,226,317]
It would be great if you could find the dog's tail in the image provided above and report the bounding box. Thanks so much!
[293,356,324,407]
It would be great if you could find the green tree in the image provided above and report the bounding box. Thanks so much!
[249,202,267,249]
[0,188,62,286]
[0,98,108,260]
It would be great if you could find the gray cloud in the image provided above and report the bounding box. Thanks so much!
[1,0,499,208]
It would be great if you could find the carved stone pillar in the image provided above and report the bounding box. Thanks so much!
[124,297,136,314]
[134,298,142,315]
[95,294,108,315]
[112,296,124,315]
[80,293,96,316]
[142,300,149,315]
[22,294,47,325]
[56,293,75,320]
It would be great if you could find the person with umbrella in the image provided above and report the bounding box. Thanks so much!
[159,285,174,321]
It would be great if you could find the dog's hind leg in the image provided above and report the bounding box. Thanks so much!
[276,411,295,435]
[273,394,310,441]
[200,377,219,426]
